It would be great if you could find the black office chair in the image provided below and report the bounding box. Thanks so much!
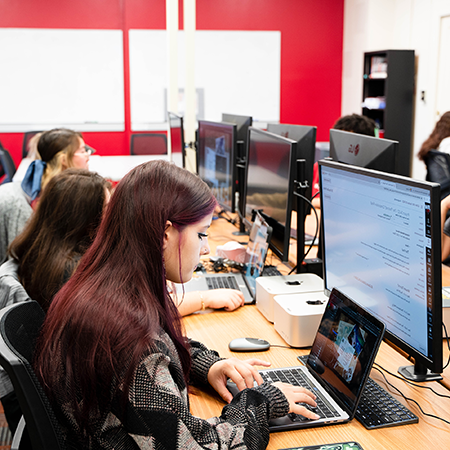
[130,133,168,155]
[22,131,42,159]
[0,144,17,185]
[0,301,67,450]
[425,149,450,199]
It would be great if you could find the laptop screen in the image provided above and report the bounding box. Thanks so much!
[306,288,385,414]
[244,213,272,296]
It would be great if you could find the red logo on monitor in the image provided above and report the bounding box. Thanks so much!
[348,144,359,156]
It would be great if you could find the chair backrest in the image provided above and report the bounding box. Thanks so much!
[0,301,66,450]
[130,133,168,155]
[425,149,450,199]
[0,146,17,184]
[22,131,42,159]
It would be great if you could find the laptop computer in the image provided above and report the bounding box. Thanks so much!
[227,288,386,431]
[174,212,275,304]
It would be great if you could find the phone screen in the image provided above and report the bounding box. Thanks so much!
[280,443,363,450]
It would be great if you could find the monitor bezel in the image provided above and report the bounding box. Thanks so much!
[197,119,238,213]
[243,127,297,262]
[267,123,317,214]
[319,159,443,376]
[167,111,186,168]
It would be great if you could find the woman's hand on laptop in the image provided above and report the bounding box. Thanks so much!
[208,357,271,403]
[273,382,320,420]
[205,289,245,311]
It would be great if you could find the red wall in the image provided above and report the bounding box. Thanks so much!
[0,0,343,167]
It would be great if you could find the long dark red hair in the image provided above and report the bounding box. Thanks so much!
[34,160,216,435]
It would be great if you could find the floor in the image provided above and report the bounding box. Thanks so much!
[0,403,12,449]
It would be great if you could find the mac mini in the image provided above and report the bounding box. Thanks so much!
[273,292,327,347]
[255,273,324,322]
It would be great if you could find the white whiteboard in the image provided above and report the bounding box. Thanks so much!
[0,28,125,132]
[129,30,280,130]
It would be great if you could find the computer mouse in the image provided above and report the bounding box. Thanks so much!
[228,337,270,352]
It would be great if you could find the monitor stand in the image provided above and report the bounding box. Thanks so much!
[295,159,308,274]
[398,362,442,382]
[232,140,248,236]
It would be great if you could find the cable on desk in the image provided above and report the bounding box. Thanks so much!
[288,192,320,275]
[216,209,237,225]
[371,365,450,424]
[442,322,450,371]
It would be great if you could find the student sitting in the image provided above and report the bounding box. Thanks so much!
[34,160,318,449]
[0,168,110,435]
[0,128,93,264]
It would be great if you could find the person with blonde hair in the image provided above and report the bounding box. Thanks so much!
[0,128,93,263]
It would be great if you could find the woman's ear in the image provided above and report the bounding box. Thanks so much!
[60,153,68,169]
[162,220,173,250]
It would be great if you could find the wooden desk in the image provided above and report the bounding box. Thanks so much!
[184,217,450,450]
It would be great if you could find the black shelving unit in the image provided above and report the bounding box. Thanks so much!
[362,50,415,176]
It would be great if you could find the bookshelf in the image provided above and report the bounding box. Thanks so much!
[362,50,415,176]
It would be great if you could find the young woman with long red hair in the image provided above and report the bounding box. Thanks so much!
[34,160,318,449]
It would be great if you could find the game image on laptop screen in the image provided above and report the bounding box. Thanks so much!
[307,291,385,407]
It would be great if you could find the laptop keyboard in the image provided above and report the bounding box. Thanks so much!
[261,265,282,276]
[297,355,418,429]
[206,276,239,290]
[259,368,339,422]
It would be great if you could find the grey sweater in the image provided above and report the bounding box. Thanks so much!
[0,182,32,264]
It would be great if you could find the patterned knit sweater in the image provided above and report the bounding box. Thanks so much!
[55,332,290,449]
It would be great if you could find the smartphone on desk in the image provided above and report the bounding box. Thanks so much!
[279,442,364,450]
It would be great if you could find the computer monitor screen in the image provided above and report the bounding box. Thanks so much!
[267,123,316,213]
[244,127,296,262]
[197,120,237,213]
[319,159,443,381]
[168,111,185,167]
[329,129,399,174]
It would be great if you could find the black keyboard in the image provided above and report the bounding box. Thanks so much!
[261,265,282,276]
[206,276,239,290]
[356,377,418,429]
[297,355,418,429]
[259,368,339,421]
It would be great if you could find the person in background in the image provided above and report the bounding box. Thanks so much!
[0,169,110,435]
[417,111,450,161]
[0,128,93,264]
[8,169,111,311]
[311,113,377,207]
[420,113,450,262]
[34,160,318,449]
[12,132,43,183]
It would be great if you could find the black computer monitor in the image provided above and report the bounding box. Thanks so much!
[319,159,443,381]
[267,123,316,212]
[244,127,296,262]
[197,120,237,213]
[329,129,399,174]
[168,111,185,168]
[221,113,253,145]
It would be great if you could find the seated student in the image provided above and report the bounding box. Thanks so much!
[417,111,450,162]
[0,128,93,264]
[311,113,377,208]
[0,168,110,435]
[34,160,318,449]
